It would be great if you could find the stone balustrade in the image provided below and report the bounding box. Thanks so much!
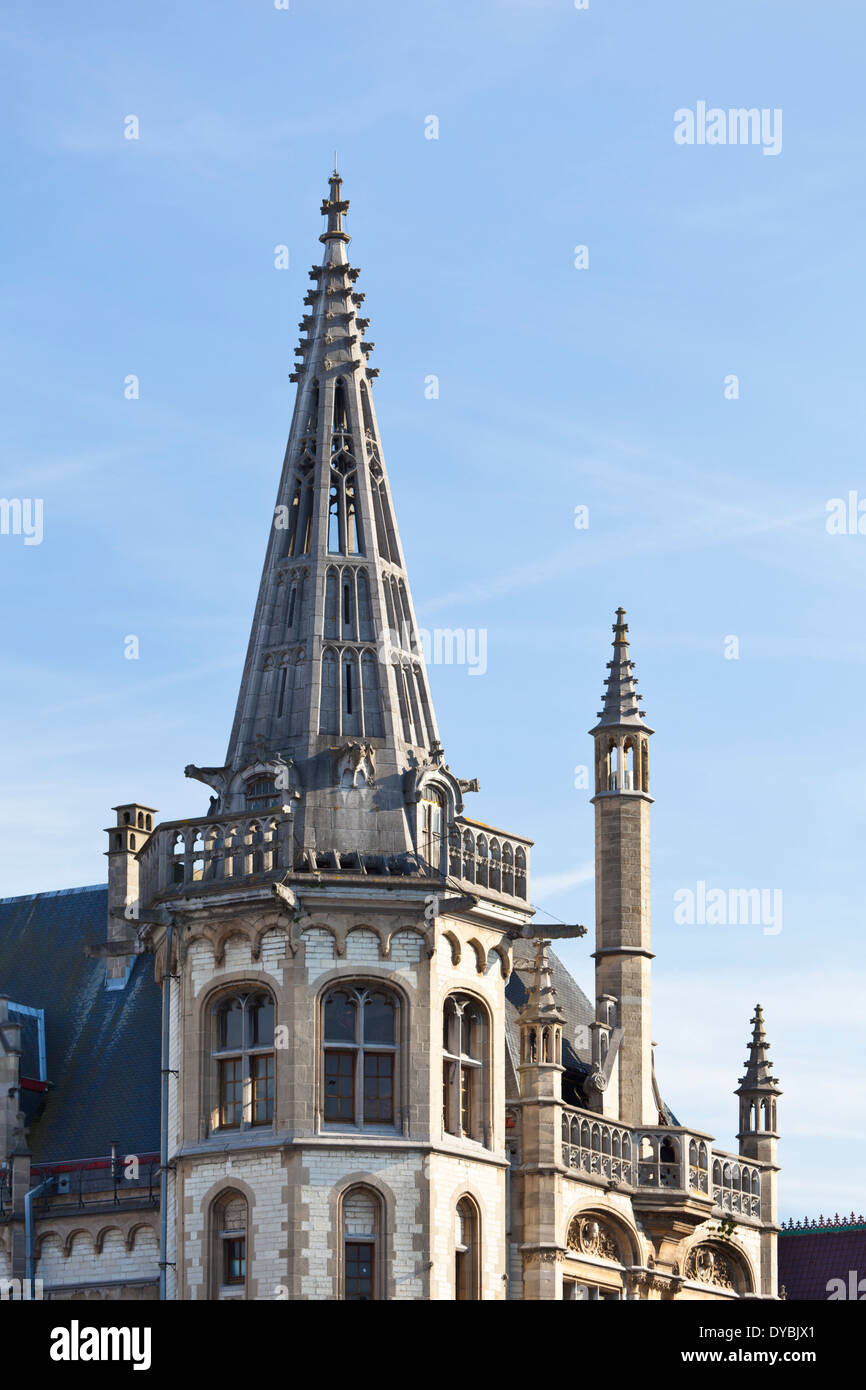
[138,813,294,902]
[560,1106,761,1218]
[447,817,530,904]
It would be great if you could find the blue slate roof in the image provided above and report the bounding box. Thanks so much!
[779,1222,866,1301]
[0,885,161,1162]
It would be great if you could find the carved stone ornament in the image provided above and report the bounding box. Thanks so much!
[334,741,376,789]
[685,1245,735,1290]
[567,1216,619,1262]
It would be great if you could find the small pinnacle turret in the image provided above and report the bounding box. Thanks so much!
[519,938,566,1027]
[737,1004,782,1097]
[593,608,651,732]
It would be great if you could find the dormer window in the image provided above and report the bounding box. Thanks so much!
[245,777,277,811]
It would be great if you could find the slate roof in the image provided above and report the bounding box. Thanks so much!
[778,1222,866,1301]
[0,885,161,1163]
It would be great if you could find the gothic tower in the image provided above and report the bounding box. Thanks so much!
[737,1005,782,1291]
[137,170,536,1302]
[590,609,655,1128]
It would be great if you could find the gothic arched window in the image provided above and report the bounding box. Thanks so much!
[443,994,489,1144]
[212,1189,248,1300]
[322,985,400,1129]
[455,1197,480,1300]
[360,649,384,738]
[342,1186,382,1300]
[421,786,445,872]
[357,570,373,641]
[210,990,275,1131]
[324,568,339,638]
[320,648,339,734]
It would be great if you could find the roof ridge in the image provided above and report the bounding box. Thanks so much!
[0,883,107,905]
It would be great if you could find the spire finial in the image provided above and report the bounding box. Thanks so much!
[737,1003,781,1094]
[591,607,650,730]
[321,165,350,245]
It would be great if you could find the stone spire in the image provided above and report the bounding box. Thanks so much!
[517,939,565,1099]
[592,608,651,732]
[738,1005,780,1096]
[736,1005,781,1260]
[187,169,444,860]
[518,938,566,1027]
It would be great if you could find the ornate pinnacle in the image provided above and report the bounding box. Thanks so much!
[591,607,652,732]
[518,938,566,1025]
[736,1004,781,1094]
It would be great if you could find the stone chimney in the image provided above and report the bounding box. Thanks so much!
[104,803,157,985]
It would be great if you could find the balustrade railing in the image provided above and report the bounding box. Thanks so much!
[447,817,530,904]
[559,1108,760,1216]
[712,1150,762,1218]
[139,813,294,903]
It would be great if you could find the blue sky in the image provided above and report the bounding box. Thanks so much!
[1,0,864,1221]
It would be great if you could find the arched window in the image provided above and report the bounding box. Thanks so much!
[210,991,275,1131]
[322,985,399,1129]
[515,846,527,898]
[371,476,397,564]
[360,379,375,435]
[476,835,489,887]
[341,573,356,638]
[360,650,384,738]
[356,569,373,641]
[328,457,363,557]
[624,739,635,790]
[443,995,489,1144]
[287,473,314,557]
[502,843,514,896]
[320,648,339,734]
[489,840,501,891]
[608,741,619,791]
[342,1186,381,1300]
[455,1197,480,1300]
[342,651,360,735]
[275,662,292,723]
[421,786,445,872]
[245,777,277,811]
[324,568,338,638]
[212,1190,248,1300]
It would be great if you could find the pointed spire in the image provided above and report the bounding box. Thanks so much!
[737,1004,781,1094]
[518,939,566,1025]
[207,169,444,860]
[592,608,652,731]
